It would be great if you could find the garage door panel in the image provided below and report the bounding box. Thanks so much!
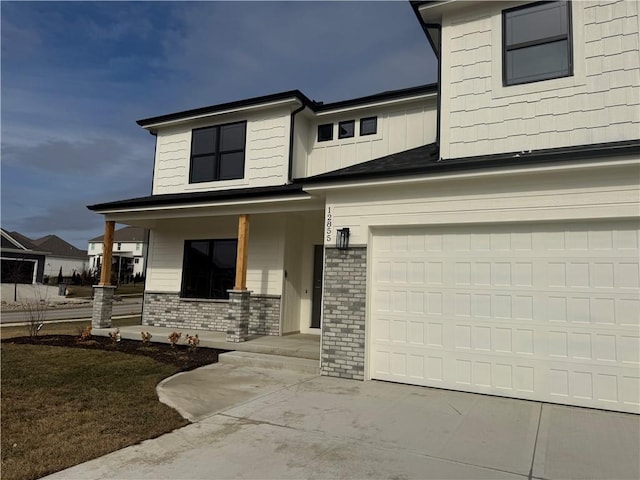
[370,221,640,413]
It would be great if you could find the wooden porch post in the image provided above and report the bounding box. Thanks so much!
[234,214,250,290]
[100,221,115,286]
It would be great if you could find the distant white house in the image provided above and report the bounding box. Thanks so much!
[30,234,89,280]
[88,226,148,283]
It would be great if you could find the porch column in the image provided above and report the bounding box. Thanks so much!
[227,214,251,342]
[92,220,116,328]
[234,214,250,290]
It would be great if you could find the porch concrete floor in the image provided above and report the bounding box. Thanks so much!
[92,325,320,360]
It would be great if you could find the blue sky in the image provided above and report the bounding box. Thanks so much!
[1,1,437,249]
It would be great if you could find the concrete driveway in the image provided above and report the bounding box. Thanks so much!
[44,364,639,480]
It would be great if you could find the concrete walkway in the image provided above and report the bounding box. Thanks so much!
[44,362,640,480]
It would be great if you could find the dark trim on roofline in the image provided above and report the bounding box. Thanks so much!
[87,183,306,212]
[137,90,314,128]
[136,84,438,129]
[314,83,437,112]
[410,1,440,58]
[300,139,640,185]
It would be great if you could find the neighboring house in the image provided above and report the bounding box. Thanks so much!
[88,226,148,283]
[30,235,88,280]
[1,230,88,284]
[1,229,47,284]
[88,1,639,414]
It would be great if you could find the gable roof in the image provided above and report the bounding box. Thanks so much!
[3,230,42,251]
[136,84,437,129]
[300,139,640,185]
[0,229,49,254]
[89,226,148,243]
[32,235,87,259]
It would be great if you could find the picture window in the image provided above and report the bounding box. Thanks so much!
[181,239,237,299]
[190,122,246,183]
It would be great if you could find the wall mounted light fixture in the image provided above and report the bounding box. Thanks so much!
[336,227,350,250]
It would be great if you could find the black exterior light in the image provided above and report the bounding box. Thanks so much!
[336,227,350,250]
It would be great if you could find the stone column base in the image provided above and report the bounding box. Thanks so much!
[226,290,251,343]
[92,285,116,328]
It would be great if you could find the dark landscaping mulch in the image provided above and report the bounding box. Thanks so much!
[3,335,229,372]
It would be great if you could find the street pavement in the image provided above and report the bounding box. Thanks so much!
[0,297,142,324]
[44,360,640,480]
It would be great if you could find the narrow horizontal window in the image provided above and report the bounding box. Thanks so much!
[318,123,333,142]
[360,116,377,136]
[338,120,355,139]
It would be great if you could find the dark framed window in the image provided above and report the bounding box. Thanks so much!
[190,121,246,183]
[317,123,333,142]
[503,1,572,86]
[338,120,355,139]
[181,239,237,299]
[360,116,377,136]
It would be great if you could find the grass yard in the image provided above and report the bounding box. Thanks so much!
[0,317,140,340]
[0,318,210,480]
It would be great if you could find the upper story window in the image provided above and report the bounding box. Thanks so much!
[90,243,94,251]
[318,123,333,142]
[360,116,377,136]
[117,242,122,251]
[190,122,246,183]
[136,243,141,251]
[503,1,572,86]
[338,120,355,139]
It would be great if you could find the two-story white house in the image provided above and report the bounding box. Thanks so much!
[89,0,639,413]
[88,226,148,283]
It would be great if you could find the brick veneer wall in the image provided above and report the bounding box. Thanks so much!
[321,246,367,380]
[143,292,281,335]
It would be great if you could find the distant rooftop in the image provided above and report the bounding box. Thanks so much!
[89,226,148,243]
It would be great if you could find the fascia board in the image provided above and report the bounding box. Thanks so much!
[97,194,321,216]
[142,98,303,130]
[314,93,437,117]
[303,158,640,193]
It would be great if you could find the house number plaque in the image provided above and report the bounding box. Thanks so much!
[325,207,332,243]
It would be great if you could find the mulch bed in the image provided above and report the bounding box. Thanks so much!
[3,335,229,372]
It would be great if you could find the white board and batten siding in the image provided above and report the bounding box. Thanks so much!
[152,108,292,195]
[145,215,287,296]
[301,100,437,178]
[439,0,640,160]
[325,163,640,412]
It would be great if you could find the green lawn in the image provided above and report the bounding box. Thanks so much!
[1,326,188,480]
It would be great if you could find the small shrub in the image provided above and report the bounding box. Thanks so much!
[185,334,200,352]
[141,331,152,345]
[78,326,92,342]
[108,328,121,345]
[168,331,182,350]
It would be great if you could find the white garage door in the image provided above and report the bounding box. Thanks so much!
[370,221,640,413]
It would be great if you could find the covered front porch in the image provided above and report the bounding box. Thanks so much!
[89,187,326,343]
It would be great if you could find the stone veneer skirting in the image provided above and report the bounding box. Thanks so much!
[142,292,281,336]
[321,246,367,380]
